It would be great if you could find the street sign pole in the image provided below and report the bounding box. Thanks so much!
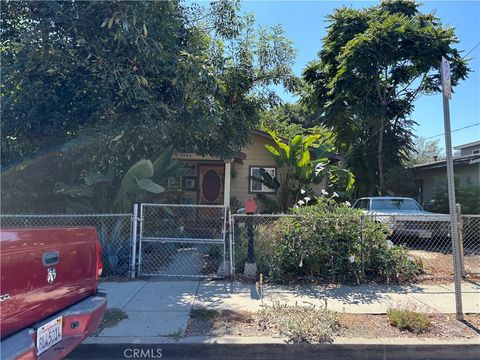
[440,56,463,320]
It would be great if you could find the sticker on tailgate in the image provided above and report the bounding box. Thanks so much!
[36,316,62,355]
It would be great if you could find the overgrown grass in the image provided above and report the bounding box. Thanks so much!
[190,307,219,321]
[258,301,338,343]
[93,308,128,336]
[387,308,431,333]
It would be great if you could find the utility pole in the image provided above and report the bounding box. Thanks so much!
[440,56,463,320]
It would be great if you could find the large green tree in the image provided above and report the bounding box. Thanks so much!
[302,0,469,196]
[259,103,316,138]
[1,0,296,171]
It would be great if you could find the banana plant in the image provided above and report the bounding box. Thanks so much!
[253,131,354,212]
[54,146,183,213]
[53,147,183,275]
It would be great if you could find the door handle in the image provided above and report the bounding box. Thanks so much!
[42,251,59,266]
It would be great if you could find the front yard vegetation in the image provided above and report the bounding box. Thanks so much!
[1,0,297,213]
[236,197,423,284]
[258,301,338,344]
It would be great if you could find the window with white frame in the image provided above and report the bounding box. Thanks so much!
[250,167,276,193]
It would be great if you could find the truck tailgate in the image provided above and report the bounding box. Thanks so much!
[1,227,99,338]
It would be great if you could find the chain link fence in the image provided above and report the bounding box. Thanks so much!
[0,214,133,279]
[231,214,299,277]
[1,210,477,281]
[363,214,480,277]
[462,215,480,275]
[231,213,480,282]
[138,204,227,277]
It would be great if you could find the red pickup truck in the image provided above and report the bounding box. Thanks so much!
[1,227,107,360]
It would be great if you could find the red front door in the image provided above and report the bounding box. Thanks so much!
[198,164,224,205]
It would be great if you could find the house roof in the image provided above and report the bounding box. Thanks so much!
[454,140,480,150]
[410,153,480,171]
[250,129,278,141]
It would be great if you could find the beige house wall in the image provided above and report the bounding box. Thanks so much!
[230,133,327,209]
[230,134,279,207]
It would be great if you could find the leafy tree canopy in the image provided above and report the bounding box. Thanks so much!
[302,0,470,196]
[1,0,297,171]
[259,103,318,138]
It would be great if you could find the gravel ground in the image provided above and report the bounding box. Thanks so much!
[185,308,480,341]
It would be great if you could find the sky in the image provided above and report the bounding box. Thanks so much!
[239,0,480,148]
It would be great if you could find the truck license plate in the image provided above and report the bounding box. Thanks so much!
[418,231,432,239]
[36,316,62,355]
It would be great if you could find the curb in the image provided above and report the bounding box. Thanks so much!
[70,342,480,360]
[84,335,480,345]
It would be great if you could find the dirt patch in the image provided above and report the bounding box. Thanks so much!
[410,250,480,284]
[464,255,480,275]
[93,308,128,336]
[337,313,480,339]
[186,308,265,337]
[186,307,480,341]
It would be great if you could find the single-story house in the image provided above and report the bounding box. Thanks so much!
[411,140,480,206]
[169,129,338,211]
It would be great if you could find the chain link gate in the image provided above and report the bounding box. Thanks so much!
[137,204,227,278]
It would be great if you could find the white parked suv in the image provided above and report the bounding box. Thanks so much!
[352,197,449,241]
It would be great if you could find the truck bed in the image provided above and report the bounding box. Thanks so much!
[1,227,99,338]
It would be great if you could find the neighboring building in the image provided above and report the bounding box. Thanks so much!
[170,129,335,210]
[455,140,480,157]
[411,140,480,207]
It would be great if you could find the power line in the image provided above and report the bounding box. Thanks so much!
[424,122,480,140]
[464,41,480,58]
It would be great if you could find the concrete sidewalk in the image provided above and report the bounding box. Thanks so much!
[96,280,199,338]
[87,279,479,343]
[193,281,480,314]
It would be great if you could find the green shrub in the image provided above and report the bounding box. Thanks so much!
[234,218,282,275]
[387,308,431,333]
[256,197,422,283]
[258,301,338,343]
[427,179,480,215]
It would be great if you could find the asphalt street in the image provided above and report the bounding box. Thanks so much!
[66,343,480,360]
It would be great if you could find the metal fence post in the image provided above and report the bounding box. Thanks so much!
[130,204,138,279]
[456,204,466,278]
[223,206,227,277]
[229,210,234,276]
[360,215,365,277]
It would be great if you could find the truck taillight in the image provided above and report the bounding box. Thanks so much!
[96,241,103,280]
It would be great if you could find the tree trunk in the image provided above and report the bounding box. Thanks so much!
[377,116,385,195]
